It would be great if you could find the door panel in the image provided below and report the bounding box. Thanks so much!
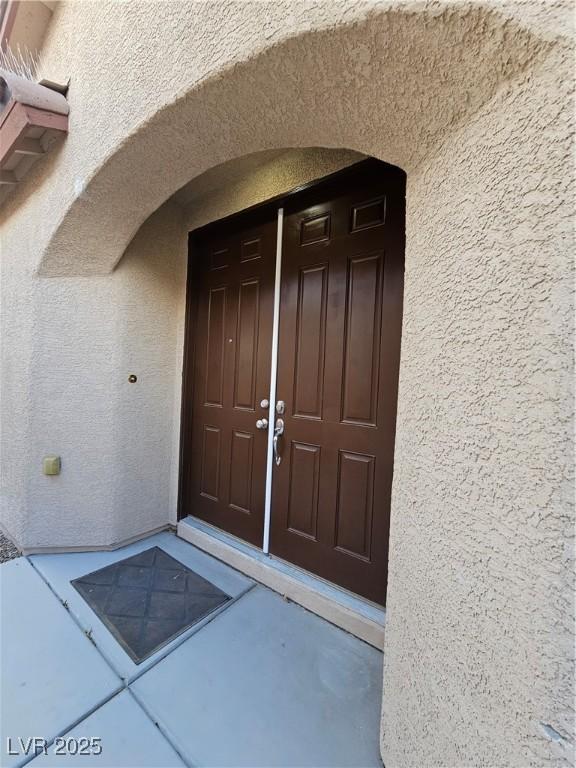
[293,265,328,419]
[287,441,321,540]
[233,279,260,409]
[270,166,405,605]
[335,450,375,559]
[341,252,382,426]
[229,430,254,513]
[204,286,227,406]
[200,425,221,501]
[181,213,276,546]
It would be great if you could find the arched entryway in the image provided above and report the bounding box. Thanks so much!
[35,4,540,278]
[18,4,569,767]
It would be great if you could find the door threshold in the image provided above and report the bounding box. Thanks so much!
[177,516,385,649]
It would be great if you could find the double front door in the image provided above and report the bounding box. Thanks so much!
[180,160,404,605]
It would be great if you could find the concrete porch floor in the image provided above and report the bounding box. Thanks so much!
[0,531,383,768]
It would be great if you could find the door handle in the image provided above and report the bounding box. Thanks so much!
[273,418,284,466]
[256,418,268,430]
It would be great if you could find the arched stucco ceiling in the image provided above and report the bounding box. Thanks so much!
[172,149,299,207]
[173,147,367,231]
[37,1,559,277]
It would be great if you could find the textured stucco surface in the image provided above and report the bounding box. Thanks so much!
[25,1,565,276]
[1,202,187,548]
[177,146,365,230]
[0,2,574,767]
[383,40,575,767]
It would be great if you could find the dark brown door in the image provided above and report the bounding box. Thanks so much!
[181,211,276,546]
[269,165,404,604]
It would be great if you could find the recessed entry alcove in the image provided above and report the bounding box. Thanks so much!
[175,148,405,608]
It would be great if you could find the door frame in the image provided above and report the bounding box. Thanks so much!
[177,159,405,571]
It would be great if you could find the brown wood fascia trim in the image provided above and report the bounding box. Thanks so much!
[0,99,27,157]
[0,98,68,169]
[0,97,19,130]
[21,102,68,131]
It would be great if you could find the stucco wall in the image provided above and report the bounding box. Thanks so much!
[25,1,558,277]
[382,41,574,767]
[0,2,573,767]
[1,201,186,548]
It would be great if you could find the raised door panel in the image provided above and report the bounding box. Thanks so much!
[210,247,230,271]
[204,286,227,407]
[334,451,374,561]
[293,266,327,420]
[200,426,221,502]
[240,237,261,263]
[233,279,260,411]
[351,197,386,232]
[300,213,331,245]
[341,253,383,426]
[287,442,321,540]
[229,430,254,514]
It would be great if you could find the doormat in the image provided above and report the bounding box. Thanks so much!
[71,546,231,663]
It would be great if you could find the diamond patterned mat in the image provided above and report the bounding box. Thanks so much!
[71,546,231,663]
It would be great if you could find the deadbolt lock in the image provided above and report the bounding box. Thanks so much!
[260,399,269,409]
[276,400,285,415]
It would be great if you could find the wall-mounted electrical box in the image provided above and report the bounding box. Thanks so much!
[42,455,61,475]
